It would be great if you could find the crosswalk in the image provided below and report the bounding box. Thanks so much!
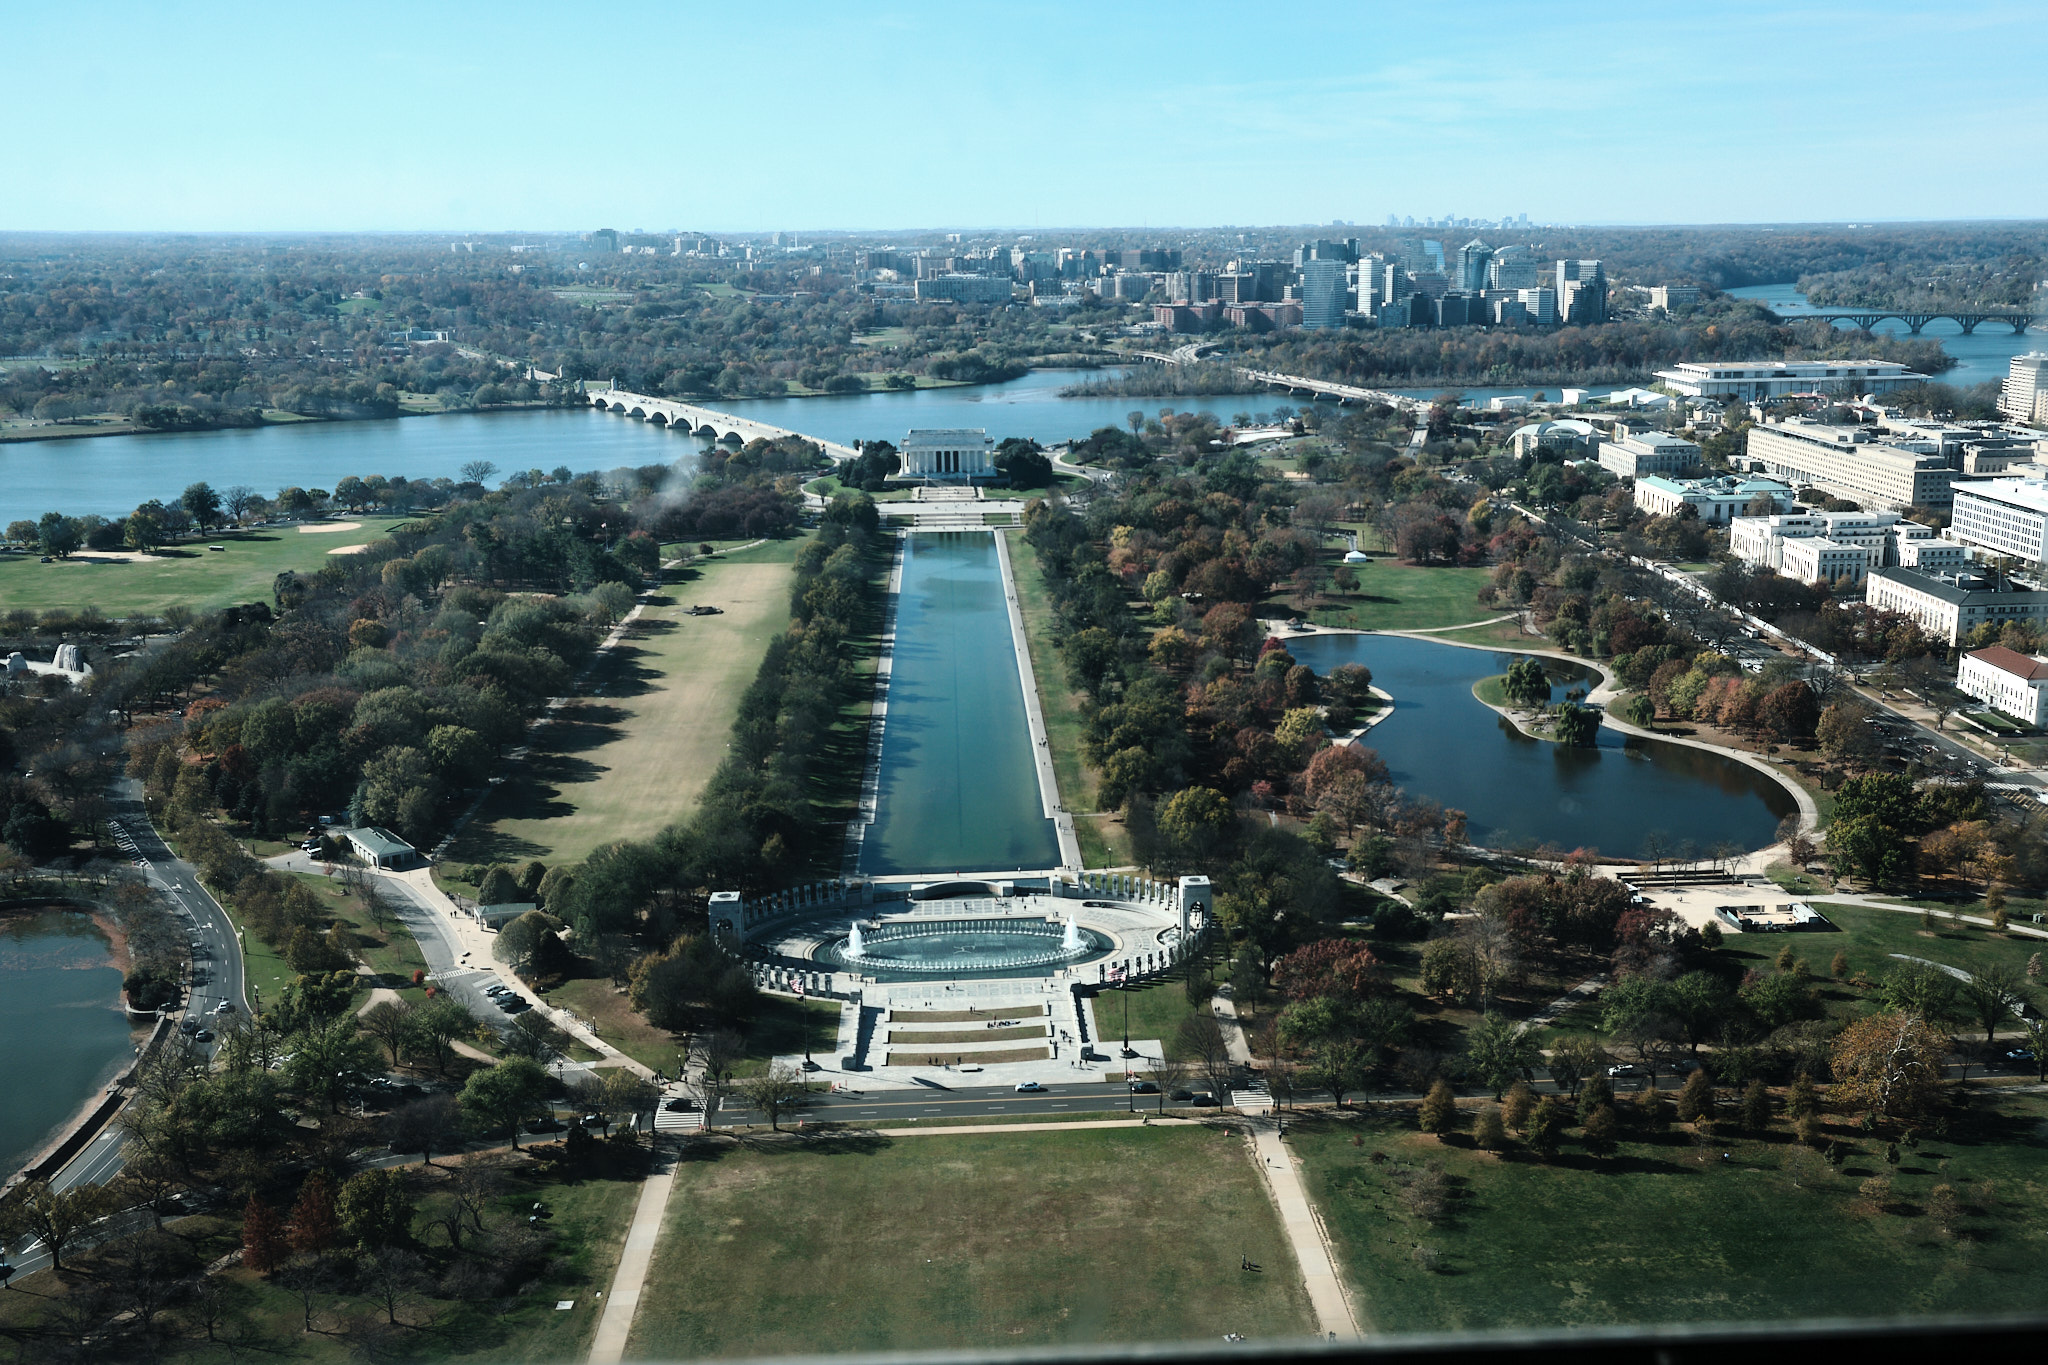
[653,1102,704,1133]
[1230,1079,1273,1113]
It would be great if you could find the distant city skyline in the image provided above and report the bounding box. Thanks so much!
[10,0,2045,233]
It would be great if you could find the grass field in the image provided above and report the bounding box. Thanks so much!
[1305,562,1505,634]
[0,519,402,616]
[625,1127,1314,1357]
[445,538,800,868]
[1291,1094,2048,1332]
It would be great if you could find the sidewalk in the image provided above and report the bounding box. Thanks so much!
[585,1143,676,1365]
[1252,1119,1362,1339]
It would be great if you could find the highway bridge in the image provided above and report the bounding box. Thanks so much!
[587,389,859,462]
[1129,351,1425,414]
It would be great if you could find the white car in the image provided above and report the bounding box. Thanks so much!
[1014,1081,1047,1093]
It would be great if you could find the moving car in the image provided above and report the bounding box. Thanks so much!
[1128,1080,1159,1093]
[1014,1081,1046,1092]
[1607,1063,1640,1077]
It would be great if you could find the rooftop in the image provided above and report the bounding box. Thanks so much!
[1953,477,2048,513]
[1965,645,2048,681]
[1870,565,2048,605]
[345,826,414,857]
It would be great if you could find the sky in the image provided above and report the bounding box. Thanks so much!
[13,0,2046,233]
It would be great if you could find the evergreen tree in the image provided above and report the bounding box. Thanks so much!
[1740,1080,1772,1132]
[1675,1069,1716,1125]
[1418,1079,1457,1139]
[1473,1104,1507,1150]
[1501,1079,1536,1134]
[1526,1096,1565,1157]
[1581,1103,1619,1157]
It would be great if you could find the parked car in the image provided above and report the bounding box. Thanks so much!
[1189,1092,1218,1106]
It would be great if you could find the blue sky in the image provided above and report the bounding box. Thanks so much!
[13,0,2044,232]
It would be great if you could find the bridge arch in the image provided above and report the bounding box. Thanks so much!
[646,411,668,425]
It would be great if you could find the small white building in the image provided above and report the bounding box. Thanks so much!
[1957,646,2048,727]
[901,428,995,480]
[344,826,418,870]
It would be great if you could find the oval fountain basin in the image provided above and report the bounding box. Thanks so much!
[817,918,1114,980]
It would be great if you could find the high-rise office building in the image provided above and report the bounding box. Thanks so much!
[1455,239,1493,293]
[1487,245,1539,290]
[1300,259,1349,330]
[2000,353,2048,424]
[1556,259,1607,324]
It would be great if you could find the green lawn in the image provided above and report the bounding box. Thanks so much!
[445,538,800,867]
[626,1127,1314,1357]
[1307,562,1506,633]
[1096,970,1211,1052]
[1007,532,1097,813]
[1291,1095,2048,1332]
[0,519,403,617]
[291,871,430,988]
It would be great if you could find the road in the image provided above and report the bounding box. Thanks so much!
[44,780,253,1197]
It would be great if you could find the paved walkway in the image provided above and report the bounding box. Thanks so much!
[993,528,1083,871]
[1252,1119,1362,1339]
[1211,990,1254,1064]
[1517,975,1606,1035]
[586,1145,677,1364]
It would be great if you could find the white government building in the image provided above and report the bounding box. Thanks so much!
[1950,477,2048,564]
[1865,566,2048,645]
[1729,509,1968,585]
[900,428,996,480]
[1742,416,1960,511]
[1653,358,1927,401]
[1957,646,2048,727]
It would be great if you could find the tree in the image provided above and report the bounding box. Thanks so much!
[1831,1011,1948,1123]
[1581,1103,1619,1157]
[282,1016,381,1112]
[1310,1037,1375,1109]
[495,909,569,976]
[286,1172,339,1254]
[1272,939,1386,1003]
[37,511,80,558]
[1740,1079,1772,1132]
[459,1057,552,1147]
[0,1180,112,1273]
[1501,1079,1536,1134]
[1175,1012,1236,1099]
[388,1093,464,1165]
[224,484,258,522]
[734,1063,817,1131]
[1473,1104,1507,1150]
[1879,960,1961,1024]
[1501,658,1551,706]
[181,481,223,529]
[360,998,415,1068]
[1418,1079,1457,1139]
[337,1168,415,1249]
[599,1067,658,1131]
[358,1247,428,1327]
[1525,1096,1566,1157]
[460,459,499,486]
[1462,1013,1538,1099]
[1675,1069,1717,1125]
[1549,701,1600,747]
[408,996,480,1075]
[1157,786,1235,864]
[1958,962,2024,1047]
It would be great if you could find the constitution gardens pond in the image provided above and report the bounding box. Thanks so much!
[1286,633,1798,858]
